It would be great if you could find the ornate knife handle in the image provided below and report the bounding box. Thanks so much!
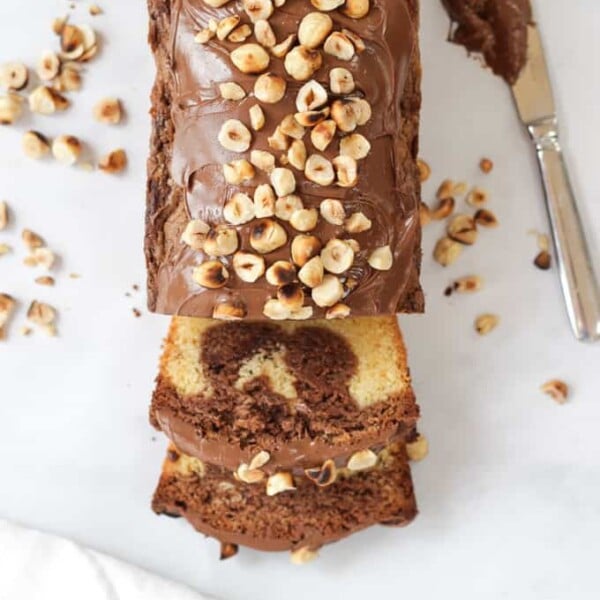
[529,117,600,342]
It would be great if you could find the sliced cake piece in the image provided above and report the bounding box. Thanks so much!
[152,442,417,556]
[150,316,419,474]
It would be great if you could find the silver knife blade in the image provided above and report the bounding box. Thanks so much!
[511,25,555,125]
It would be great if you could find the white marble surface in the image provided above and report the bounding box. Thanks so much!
[1,1,599,599]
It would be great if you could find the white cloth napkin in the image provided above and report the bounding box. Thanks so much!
[0,520,214,600]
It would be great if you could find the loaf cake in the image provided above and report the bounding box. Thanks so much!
[152,441,417,555]
[146,0,424,321]
[150,316,419,473]
[442,0,532,84]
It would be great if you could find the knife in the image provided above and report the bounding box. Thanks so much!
[512,24,600,342]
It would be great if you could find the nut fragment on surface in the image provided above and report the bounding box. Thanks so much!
[342,0,371,18]
[329,67,355,94]
[298,256,324,288]
[224,192,255,225]
[213,301,247,321]
[243,0,274,22]
[250,150,275,173]
[347,449,378,472]
[344,211,371,233]
[271,33,296,58]
[312,274,344,307]
[445,275,483,296]
[250,219,287,254]
[298,12,333,49]
[220,542,239,561]
[235,463,265,484]
[275,195,303,221]
[447,214,478,245]
[287,139,307,170]
[22,131,51,159]
[291,234,322,267]
[0,202,9,230]
[231,43,270,74]
[218,119,252,153]
[99,149,127,174]
[433,237,462,267]
[249,104,265,131]
[248,450,271,470]
[340,133,370,160]
[475,313,499,335]
[228,24,252,43]
[266,261,296,286]
[540,379,569,405]
[333,155,358,187]
[321,239,354,274]
[479,157,494,174]
[290,546,319,566]
[326,303,351,319]
[195,28,215,44]
[0,294,16,340]
[324,32,355,61]
[223,158,255,184]
[263,298,292,320]
[192,261,229,289]
[52,135,82,166]
[219,82,246,101]
[474,208,499,228]
[417,158,431,182]
[284,46,322,81]
[430,197,455,220]
[305,459,337,487]
[254,72,286,104]
[278,282,305,310]
[290,208,318,232]
[37,50,61,81]
[0,62,29,91]
[534,250,552,271]
[310,0,344,9]
[0,93,23,125]
[29,86,69,115]
[406,434,429,462]
[466,187,488,208]
[217,15,241,40]
[35,276,55,287]
[24,247,56,270]
[330,99,357,133]
[310,120,336,152]
[254,19,276,48]
[233,252,265,282]
[270,167,296,196]
[27,300,56,327]
[254,183,276,217]
[204,227,239,257]
[22,229,44,250]
[320,199,345,226]
[368,245,393,271]
[305,154,334,186]
[296,80,328,112]
[181,219,210,250]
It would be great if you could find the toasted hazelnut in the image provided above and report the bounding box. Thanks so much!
[280,114,305,139]
[192,261,229,289]
[254,72,286,104]
[268,126,290,151]
[430,197,455,220]
[474,208,499,228]
[223,159,255,184]
[243,0,273,22]
[321,239,354,274]
[312,274,344,307]
[248,450,271,470]
[0,94,23,125]
[37,50,61,81]
[275,195,303,221]
[263,298,292,320]
[266,261,296,286]
[349,98,371,125]
[248,104,266,132]
[22,229,44,250]
[271,33,296,58]
[219,82,246,101]
[195,27,213,44]
[270,167,296,197]
[216,14,241,40]
[233,252,266,282]
[326,303,351,319]
[94,98,123,125]
[344,212,372,233]
[203,227,239,257]
[330,99,357,133]
[22,131,50,160]
[320,199,345,225]
[254,19,276,48]
[333,155,358,187]
[304,458,337,486]
[296,80,328,112]
[406,434,429,461]
[466,187,488,207]
[420,202,432,227]
[310,0,344,9]
[287,139,307,170]
[290,208,318,232]
[235,463,265,483]
[250,150,275,173]
[231,43,270,74]
[298,256,324,288]
[250,219,288,254]
[0,201,7,231]
[213,301,247,321]
[290,547,319,566]
[480,157,494,173]
[181,219,210,251]
[347,449,377,471]
[417,158,431,182]
[305,154,334,186]
[329,67,355,95]
[52,135,81,166]
[291,234,322,267]
[448,214,478,245]
[0,294,16,340]
[433,237,462,267]
[266,471,295,496]
[368,245,393,271]
[99,149,127,174]
[223,192,255,225]
[55,63,81,92]
[342,28,366,52]
[29,86,69,115]
[27,300,56,326]
[310,119,336,152]
[436,179,455,200]
[25,247,56,270]
[342,0,370,18]
[60,24,85,59]
[340,133,370,160]
[277,282,305,310]
[294,108,329,128]
[475,313,500,335]
[534,249,552,271]
[284,46,322,81]
[0,62,29,91]
[540,379,569,404]
[228,24,252,43]
[298,12,333,49]
[324,32,355,61]
[218,119,252,153]
[220,542,239,561]
[254,184,276,217]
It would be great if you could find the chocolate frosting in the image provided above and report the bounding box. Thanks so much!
[442,0,532,84]
[147,0,423,319]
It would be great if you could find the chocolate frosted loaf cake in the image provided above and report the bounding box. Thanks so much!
[153,441,417,555]
[150,316,419,473]
[146,0,423,320]
[442,0,532,84]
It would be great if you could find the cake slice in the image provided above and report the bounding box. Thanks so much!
[146,0,423,320]
[152,441,417,557]
[150,316,419,475]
